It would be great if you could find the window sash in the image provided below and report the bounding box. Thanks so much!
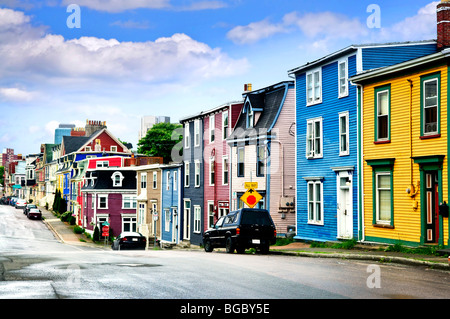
[338,60,348,97]
[339,112,349,155]
[307,181,323,224]
[195,161,200,187]
[376,173,392,224]
[307,69,322,104]
[194,206,201,233]
[184,123,190,148]
[237,148,245,177]
[376,89,390,140]
[222,111,228,140]
[209,115,215,142]
[306,118,322,158]
[423,78,439,135]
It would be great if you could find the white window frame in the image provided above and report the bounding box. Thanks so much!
[164,208,170,232]
[306,68,322,105]
[138,203,145,225]
[166,171,170,190]
[209,114,215,143]
[184,162,190,187]
[194,205,201,233]
[237,147,245,177]
[184,122,190,149]
[173,171,177,191]
[194,119,200,147]
[96,161,109,168]
[153,171,158,189]
[98,194,108,209]
[122,216,137,233]
[141,173,147,189]
[222,156,228,185]
[110,146,117,152]
[375,172,392,225]
[111,171,124,187]
[306,117,323,159]
[122,195,137,209]
[307,181,323,225]
[209,157,215,186]
[423,77,439,135]
[222,111,229,140]
[195,160,201,187]
[208,201,215,229]
[338,59,348,98]
[339,111,349,156]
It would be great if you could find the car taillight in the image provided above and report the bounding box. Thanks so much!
[236,227,240,235]
[274,229,277,237]
[122,237,127,241]
[143,238,146,242]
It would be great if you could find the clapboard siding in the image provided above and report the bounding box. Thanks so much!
[362,64,448,246]
[362,44,438,70]
[295,54,359,242]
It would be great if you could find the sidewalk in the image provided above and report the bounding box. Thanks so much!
[40,207,107,250]
[39,206,450,270]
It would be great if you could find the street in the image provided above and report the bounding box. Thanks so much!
[0,204,449,302]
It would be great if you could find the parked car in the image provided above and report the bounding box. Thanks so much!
[111,232,146,250]
[27,208,42,220]
[202,208,277,254]
[10,197,18,206]
[24,204,38,215]
[15,199,27,209]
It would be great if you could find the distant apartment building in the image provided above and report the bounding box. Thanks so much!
[54,124,75,145]
[139,116,171,140]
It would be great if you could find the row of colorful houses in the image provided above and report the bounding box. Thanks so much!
[7,0,450,249]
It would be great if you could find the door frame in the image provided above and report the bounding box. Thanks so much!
[332,166,354,240]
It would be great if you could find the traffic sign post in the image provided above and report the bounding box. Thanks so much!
[102,224,110,245]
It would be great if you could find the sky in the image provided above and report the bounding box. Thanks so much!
[0,0,440,156]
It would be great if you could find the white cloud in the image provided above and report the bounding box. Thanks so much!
[0,87,36,102]
[227,11,367,46]
[379,1,439,41]
[0,8,248,86]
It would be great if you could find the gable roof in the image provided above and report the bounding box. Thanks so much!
[227,81,293,141]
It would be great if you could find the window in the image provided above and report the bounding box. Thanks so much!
[209,114,215,143]
[173,171,177,191]
[91,194,95,209]
[375,172,392,225]
[111,172,124,187]
[194,206,201,233]
[307,181,323,225]
[122,217,137,232]
[421,73,440,137]
[208,201,215,229]
[338,59,348,97]
[166,171,170,190]
[153,171,158,189]
[184,122,190,149]
[138,203,145,225]
[194,119,200,147]
[247,107,254,128]
[339,112,349,156]
[141,173,147,189]
[237,147,245,177]
[222,156,229,185]
[222,111,229,140]
[184,200,191,240]
[257,145,265,176]
[195,161,200,187]
[184,162,190,187]
[98,195,108,209]
[164,209,170,232]
[123,195,137,209]
[306,68,322,105]
[209,158,215,186]
[306,117,323,158]
[375,85,390,142]
[110,146,117,152]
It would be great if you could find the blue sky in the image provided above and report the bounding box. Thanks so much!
[0,0,439,156]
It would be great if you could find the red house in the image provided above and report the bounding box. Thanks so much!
[202,101,243,230]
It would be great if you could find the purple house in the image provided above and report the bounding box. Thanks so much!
[81,167,137,238]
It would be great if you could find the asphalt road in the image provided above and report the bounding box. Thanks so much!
[0,204,449,302]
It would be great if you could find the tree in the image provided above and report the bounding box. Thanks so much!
[137,122,182,163]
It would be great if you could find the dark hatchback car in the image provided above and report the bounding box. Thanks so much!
[27,208,42,220]
[24,204,38,215]
[111,232,147,250]
[203,208,277,254]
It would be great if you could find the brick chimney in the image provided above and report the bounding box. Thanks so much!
[437,0,450,49]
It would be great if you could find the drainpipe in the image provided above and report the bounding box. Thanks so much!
[407,79,419,201]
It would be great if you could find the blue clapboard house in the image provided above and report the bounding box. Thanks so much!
[161,164,183,245]
[288,40,437,242]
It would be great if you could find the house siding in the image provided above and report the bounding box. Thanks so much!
[361,64,449,246]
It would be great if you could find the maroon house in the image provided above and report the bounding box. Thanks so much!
[81,167,137,237]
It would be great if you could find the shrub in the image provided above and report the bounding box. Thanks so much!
[93,225,100,242]
[73,226,85,234]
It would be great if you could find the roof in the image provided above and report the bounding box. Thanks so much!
[82,169,136,191]
[179,100,244,123]
[227,81,293,141]
[62,136,90,154]
[349,48,450,83]
[287,40,436,75]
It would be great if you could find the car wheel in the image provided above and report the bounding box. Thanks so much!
[259,243,270,255]
[204,239,213,252]
[225,237,235,254]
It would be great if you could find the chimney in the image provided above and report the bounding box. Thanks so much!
[244,83,252,92]
[437,0,450,49]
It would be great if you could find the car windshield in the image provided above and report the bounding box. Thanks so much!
[240,210,272,226]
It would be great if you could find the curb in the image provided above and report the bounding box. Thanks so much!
[270,250,450,271]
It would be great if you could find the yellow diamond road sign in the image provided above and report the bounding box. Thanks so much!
[240,188,262,208]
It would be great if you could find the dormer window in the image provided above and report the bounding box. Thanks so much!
[247,107,254,128]
[111,171,124,187]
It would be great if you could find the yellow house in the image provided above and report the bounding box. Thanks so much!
[351,51,450,248]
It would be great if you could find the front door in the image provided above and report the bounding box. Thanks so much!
[425,172,439,243]
[172,208,178,243]
[337,171,353,239]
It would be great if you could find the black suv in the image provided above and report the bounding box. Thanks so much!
[202,208,276,254]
